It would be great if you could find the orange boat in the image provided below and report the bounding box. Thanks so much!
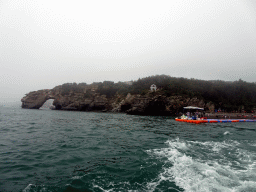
[176,106,256,124]
[175,118,208,124]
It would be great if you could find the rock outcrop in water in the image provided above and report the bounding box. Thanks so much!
[21,84,209,115]
[21,74,256,113]
[21,85,110,111]
[21,89,54,109]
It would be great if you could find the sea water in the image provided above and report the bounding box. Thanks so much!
[0,105,256,192]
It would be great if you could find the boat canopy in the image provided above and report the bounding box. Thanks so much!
[183,106,204,110]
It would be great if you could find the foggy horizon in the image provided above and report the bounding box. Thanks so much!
[1,0,256,103]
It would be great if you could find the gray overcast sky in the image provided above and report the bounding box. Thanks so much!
[1,0,256,103]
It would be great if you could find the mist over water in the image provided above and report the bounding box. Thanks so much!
[0,106,256,192]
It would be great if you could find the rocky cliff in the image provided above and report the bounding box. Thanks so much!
[21,87,109,111]
[21,89,54,109]
[111,93,207,115]
[21,86,211,115]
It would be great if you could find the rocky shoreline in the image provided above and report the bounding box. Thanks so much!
[21,88,256,118]
[21,86,215,116]
[22,87,256,118]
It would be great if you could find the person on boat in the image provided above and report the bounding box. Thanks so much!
[181,114,186,119]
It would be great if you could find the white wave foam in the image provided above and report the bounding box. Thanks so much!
[93,182,141,192]
[71,175,83,179]
[23,184,49,192]
[189,140,240,153]
[224,131,231,135]
[93,184,114,192]
[23,184,33,192]
[147,138,256,192]
[249,142,256,147]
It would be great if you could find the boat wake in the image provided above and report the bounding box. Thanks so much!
[147,138,256,192]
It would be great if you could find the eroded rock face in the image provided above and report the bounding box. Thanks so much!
[124,95,206,115]
[21,88,110,111]
[206,102,215,113]
[21,89,54,109]
[21,88,209,115]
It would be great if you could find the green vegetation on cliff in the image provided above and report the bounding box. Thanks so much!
[56,75,256,112]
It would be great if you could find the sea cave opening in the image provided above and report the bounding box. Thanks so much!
[39,99,55,110]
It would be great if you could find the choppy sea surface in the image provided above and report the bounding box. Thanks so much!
[1,104,256,192]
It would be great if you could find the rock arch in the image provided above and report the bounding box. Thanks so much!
[21,89,56,109]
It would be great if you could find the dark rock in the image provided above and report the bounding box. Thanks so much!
[21,88,207,116]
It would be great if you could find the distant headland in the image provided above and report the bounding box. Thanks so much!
[21,75,256,115]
